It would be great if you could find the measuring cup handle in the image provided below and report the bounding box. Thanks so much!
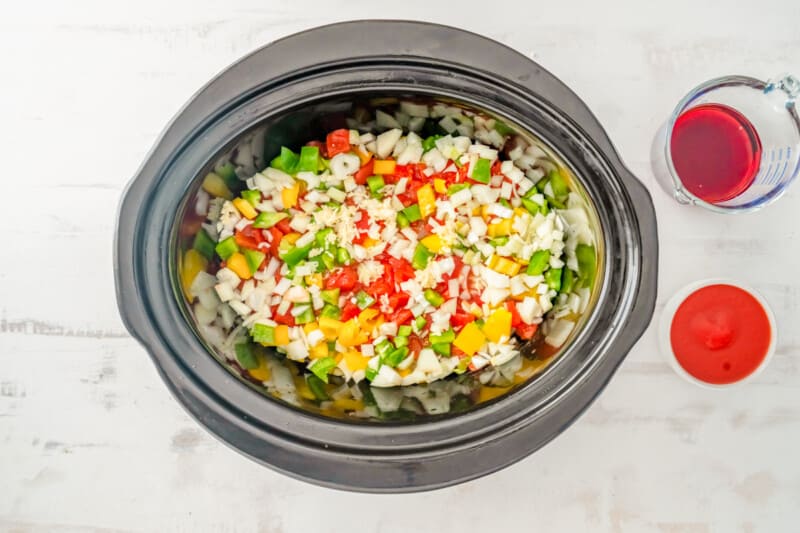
[766,74,800,105]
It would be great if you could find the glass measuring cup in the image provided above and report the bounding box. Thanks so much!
[651,74,800,213]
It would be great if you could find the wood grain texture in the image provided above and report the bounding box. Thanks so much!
[1,0,799,531]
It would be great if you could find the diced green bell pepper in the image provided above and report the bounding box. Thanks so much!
[432,343,451,357]
[447,183,470,196]
[270,147,299,173]
[367,175,385,195]
[424,289,444,307]
[402,204,422,223]
[336,247,351,265]
[215,236,239,260]
[320,288,340,306]
[306,374,329,400]
[295,146,320,173]
[251,323,276,344]
[521,198,540,215]
[422,134,442,152]
[549,170,569,201]
[396,212,410,228]
[192,228,216,260]
[320,304,341,320]
[240,189,261,206]
[429,329,455,344]
[252,211,288,229]
[234,342,259,370]
[412,243,432,270]
[315,228,333,248]
[493,121,515,136]
[575,244,597,288]
[413,316,427,332]
[397,325,412,337]
[393,336,409,348]
[281,242,314,268]
[471,158,491,184]
[216,162,239,190]
[365,367,378,381]
[355,290,376,310]
[384,347,409,367]
[375,339,393,357]
[489,236,509,247]
[526,249,551,275]
[294,305,315,325]
[561,268,576,294]
[244,249,265,274]
[309,356,337,383]
[545,268,563,291]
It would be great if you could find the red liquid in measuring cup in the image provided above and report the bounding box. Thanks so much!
[670,103,762,203]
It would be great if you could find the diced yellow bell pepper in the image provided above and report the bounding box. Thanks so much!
[343,350,369,372]
[373,159,396,175]
[487,219,513,237]
[478,385,511,403]
[488,255,499,269]
[294,376,316,400]
[358,309,382,332]
[274,325,290,346]
[333,397,364,411]
[398,367,413,378]
[232,197,257,220]
[420,234,443,253]
[226,252,252,280]
[201,172,233,200]
[514,207,527,217]
[472,206,482,216]
[319,316,343,341]
[248,357,271,382]
[303,323,318,335]
[310,342,329,360]
[417,184,436,218]
[453,322,487,356]
[356,147,372,166]
[362,237,380,248]
[481,205,491,219]
[281,232,301,246]
[305,273,323,288]
[180,249,208,300]
[482,308,512,343]
[281,181,301,209]
[491,257,521,277]
[340,319,368,347]
[433,178,447,194]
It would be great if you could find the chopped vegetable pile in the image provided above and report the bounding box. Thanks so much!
[182,101,597,407]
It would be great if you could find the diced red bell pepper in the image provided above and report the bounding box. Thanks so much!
[451,312,476,329]
[516,323,539,340]
[387,292,410,310]
[275,218,292,235]
[272,307,296,326]
[491,159,503,176]
[506,301,523,327]
[366,279,393,298]
[324,266,359,292]
[326,129,351,158]
[341,301,360,321]
[234,225,265,250]
[390,308,414,326]
[353,159,374,186]
[268,227,283,258]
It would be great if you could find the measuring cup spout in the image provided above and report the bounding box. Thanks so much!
[766,74,800,107]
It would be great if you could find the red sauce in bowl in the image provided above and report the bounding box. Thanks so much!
[669,284,772,385]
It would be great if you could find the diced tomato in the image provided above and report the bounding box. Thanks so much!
[491,159,503,176]
[387,292,410,310]
[407,334,424,357]
[341,301,360,321]
[440,170,459,185]
[356,210,371,231]
[268,227,283,258]
[387,257,415,284]
[397,178,424,206]
[353,159,374,186]
[390,308,414,326]
[305,140,327,158]
[451,312,476,329]
[275,219,292,235]
[324,266,358,291]
[366,279,393,298]
[506,301,523,327]
[516,323,539,340]
[273,307,295,326]
[234,225,265,250]
[326,129,351,158]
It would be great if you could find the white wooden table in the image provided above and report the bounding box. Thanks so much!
[2,1,799,531]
